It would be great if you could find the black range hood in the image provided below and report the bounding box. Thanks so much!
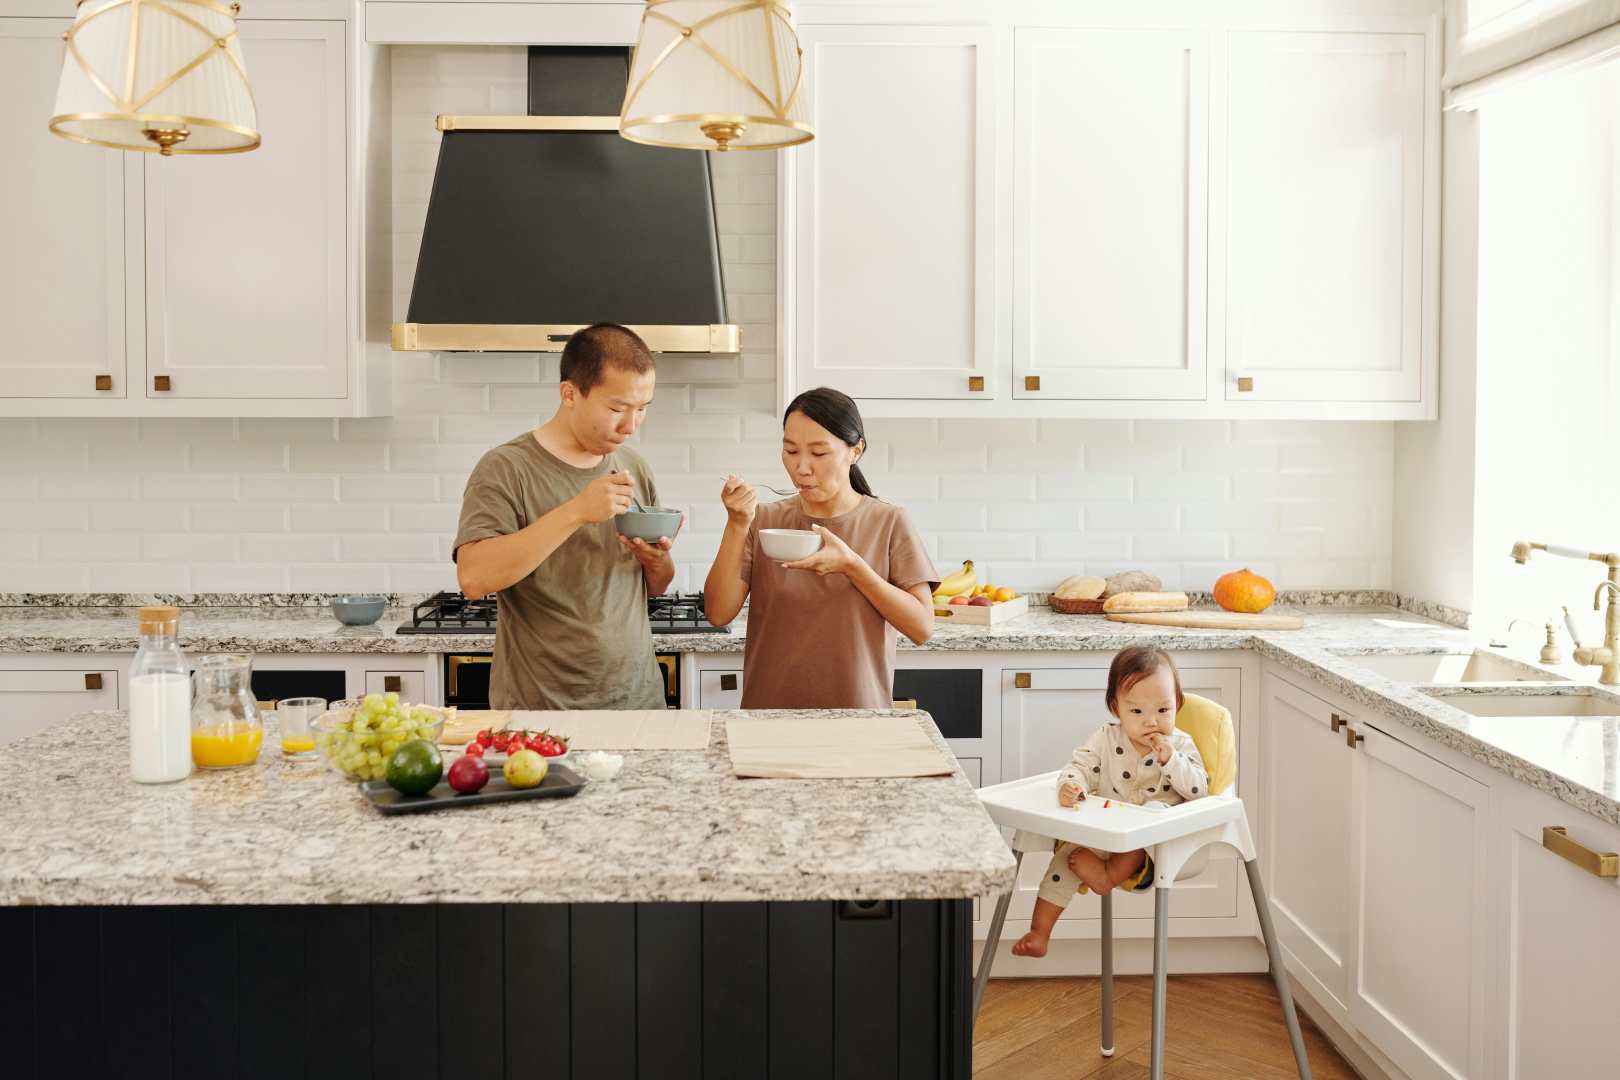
[392,47,739,354]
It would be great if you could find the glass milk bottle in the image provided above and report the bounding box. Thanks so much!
[129,606,192,783]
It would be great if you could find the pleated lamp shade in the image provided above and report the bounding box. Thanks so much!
[49,0,259,155]
[620,1,813,152]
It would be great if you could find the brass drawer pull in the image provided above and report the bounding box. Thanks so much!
[1237,376,1255,392]
[1543,826,1619,878]
[84,672,103,691]
[1345,727,1363,750]
[1024,375,1040,392]
[1014,672,1031,689]
[153,375,171,392]
[1330,713,1344,733]
[892,698,918,710]
[720,674,738,692]
[95,375,112,391]
[383,675,402,693]
[968,376,984,392]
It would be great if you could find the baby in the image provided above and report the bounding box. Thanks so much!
[1012,645,1210,958]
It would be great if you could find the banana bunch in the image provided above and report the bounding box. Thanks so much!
[932,560,977,604]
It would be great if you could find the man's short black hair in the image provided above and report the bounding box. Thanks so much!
[559,324,655,395]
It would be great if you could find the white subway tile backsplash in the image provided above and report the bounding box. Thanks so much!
[0,48,1396,594]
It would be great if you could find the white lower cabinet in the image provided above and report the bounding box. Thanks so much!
[1001,662,1248,934]
[1265,668,1490,1080]
[1490,781,1619,1079]
[0,661,121,744]
[1350,720,1489,1080]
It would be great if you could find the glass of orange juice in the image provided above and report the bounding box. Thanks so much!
[277,697,326,758]
[190,654,264,769]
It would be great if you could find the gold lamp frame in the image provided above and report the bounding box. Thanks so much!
[49,0,259,156]
[619,0,813,152]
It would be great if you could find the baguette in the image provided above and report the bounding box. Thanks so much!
[1101,591,1190,614]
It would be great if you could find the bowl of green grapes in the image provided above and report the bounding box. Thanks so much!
[313,693,446,782]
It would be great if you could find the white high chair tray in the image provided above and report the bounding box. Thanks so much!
[975,770,1244,853]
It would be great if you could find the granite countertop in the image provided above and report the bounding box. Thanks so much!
[5,601,1620,829]
[0,709,1015,907]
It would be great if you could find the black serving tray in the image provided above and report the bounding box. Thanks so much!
[360,763,586,814]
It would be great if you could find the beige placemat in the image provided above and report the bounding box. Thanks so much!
[440,710,711,750]
[726,715,953,779]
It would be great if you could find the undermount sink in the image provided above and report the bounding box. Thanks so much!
[1331,649,1565,684]
[1423,689,1620,718]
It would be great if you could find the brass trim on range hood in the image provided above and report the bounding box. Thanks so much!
[435,115,620,132]
[392,323,742,354]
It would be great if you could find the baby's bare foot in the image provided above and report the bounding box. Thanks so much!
[1011,930,1050,958]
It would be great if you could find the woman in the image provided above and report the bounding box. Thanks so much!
[704,388,938,709]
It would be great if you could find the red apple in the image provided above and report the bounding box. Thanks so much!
[447,754,490,794]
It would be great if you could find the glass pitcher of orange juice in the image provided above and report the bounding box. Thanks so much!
[191,655,264,769]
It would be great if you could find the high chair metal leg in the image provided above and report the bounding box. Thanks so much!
[1245,858,1315,1080]
[971,849,1024,1021]
[1149,888,1170,1080]
[1099,890,1114,1057]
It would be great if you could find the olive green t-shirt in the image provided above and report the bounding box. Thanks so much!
[739,496,938,709]
[452,432,665,711]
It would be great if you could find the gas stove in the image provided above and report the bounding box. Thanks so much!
[395,591,729,635]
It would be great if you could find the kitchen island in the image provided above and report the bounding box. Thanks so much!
[0,709,1013,1080]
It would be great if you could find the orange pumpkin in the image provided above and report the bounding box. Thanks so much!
[1214,568,1276,613]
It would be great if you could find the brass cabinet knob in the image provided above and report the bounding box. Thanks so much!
[84,672,103,691]
[1236,376,1255,392]
[1330,713,1344,733]
[383,675,402,693]
[153,375,171,392]
[94,375,112,391]
[968,376,984,392]
[1024,375,1041,392]
[720,673,738,692]
[1014,672,1031,689]
[1345,727,1364,750]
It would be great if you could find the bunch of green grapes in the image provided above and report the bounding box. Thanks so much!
[317,692,443,781]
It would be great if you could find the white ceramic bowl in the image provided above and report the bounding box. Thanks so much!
[759,528,822,560]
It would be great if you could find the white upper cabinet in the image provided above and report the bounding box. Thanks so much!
[0,6,388,417]
[144,20,348,401]
[788,22,998,401]
[1013,28,1207,402]
[779,5,1439,419]
[0,18,138,401]
[1216,27,1437,409]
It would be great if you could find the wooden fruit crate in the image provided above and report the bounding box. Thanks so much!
[933,593,1029,625]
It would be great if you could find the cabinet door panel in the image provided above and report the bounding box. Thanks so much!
[1014,28,1207,401]
[1221,30,1428,402]
[0,668,119,744]
[1351,722,1488,1080]
[0,19,132,399]
[1260,672,1353,1016]
[144,20,346,399]
[792,24,996,400]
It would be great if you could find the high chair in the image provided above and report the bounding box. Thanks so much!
[970,693,1313,1080]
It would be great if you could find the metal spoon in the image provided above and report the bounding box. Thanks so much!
[615,469,644,512]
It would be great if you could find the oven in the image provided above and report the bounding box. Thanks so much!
[445,652,682,710]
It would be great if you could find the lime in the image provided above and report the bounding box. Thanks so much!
[385,738,443,796]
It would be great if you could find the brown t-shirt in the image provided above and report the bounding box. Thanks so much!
[739,496,939,709]
[452,432,665,711]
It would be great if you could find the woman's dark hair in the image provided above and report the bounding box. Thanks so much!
[784,387,874,498]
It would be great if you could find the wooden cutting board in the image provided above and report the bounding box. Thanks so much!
[1105,610,1304,631]
[726,715,954,779]
[440,710,711,750]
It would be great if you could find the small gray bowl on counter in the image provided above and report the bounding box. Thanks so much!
[330,595,387,626]
[616,507,683,541]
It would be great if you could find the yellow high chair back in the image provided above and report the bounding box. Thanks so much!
[1173,693,1235,796]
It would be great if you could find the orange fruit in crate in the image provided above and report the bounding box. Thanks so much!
[1213,568,1276,613]
[993,587,1017,602]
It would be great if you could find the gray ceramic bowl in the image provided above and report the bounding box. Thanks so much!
[330,595,387,626]
[615,506,683,541]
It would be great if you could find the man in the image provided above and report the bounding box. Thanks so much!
[453,323,677,710]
